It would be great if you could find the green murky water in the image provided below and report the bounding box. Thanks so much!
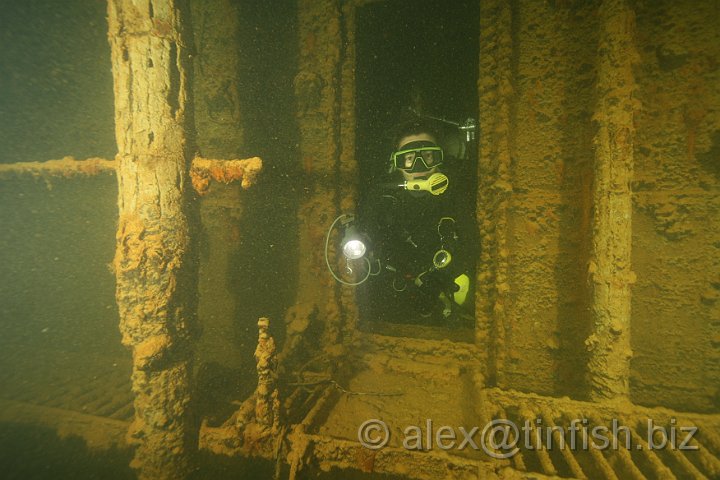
[0,0,478,478]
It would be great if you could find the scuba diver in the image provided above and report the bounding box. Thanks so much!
[353,118,475,326]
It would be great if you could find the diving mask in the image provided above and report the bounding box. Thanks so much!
[390,140,444,173]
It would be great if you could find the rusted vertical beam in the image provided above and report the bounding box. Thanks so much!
[254,317,280,433]
[191,0,243,153]
[586,0,639,401]
[338,1,360,342]
[107,1,197,478]
[477,0,514,389]
[280,0,343,362]
[191,0,245,370]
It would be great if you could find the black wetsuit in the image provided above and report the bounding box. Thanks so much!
[357,165,475,325]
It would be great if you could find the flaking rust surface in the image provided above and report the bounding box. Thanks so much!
[479,0,719,411]
[280,0,345,366]
[108,0,198,478]
[630,0,720,412]
[189,156,262,195]
[487,0,600,398]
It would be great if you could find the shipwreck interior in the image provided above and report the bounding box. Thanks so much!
[0,0,719,479]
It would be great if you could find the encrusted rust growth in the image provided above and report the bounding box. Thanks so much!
[0,156,115,179]
[190,0,244,154]
[107,0,197,478]
[586,0,639,402]
[189,156,262,195]
[199,317,281,458]
[189,0,251,373]
[629,0,720,412]
[280,0,345,367]
[496,0,601,398]
[471,0,717,411]
[338,1,361,341]
[476,0,514,389]
[0,155,261,191]
[254,317,280,433]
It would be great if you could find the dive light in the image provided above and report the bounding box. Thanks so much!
[402,172,449,196]
[325,213,379,286]
[341,224,367,260]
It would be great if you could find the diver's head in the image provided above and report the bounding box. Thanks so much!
[392,133,444,181]
[389,120,444,181]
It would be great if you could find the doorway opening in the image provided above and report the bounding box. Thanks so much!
[354,0,480,334]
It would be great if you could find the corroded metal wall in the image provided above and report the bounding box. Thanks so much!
[503,1,600,398]
[631,0,720,412]
[477,0,600,396]
[191,0,244,154]
[281,0,348,363]
[477,0,719,411]
[476,0,514,388]
[338,1,361,340]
